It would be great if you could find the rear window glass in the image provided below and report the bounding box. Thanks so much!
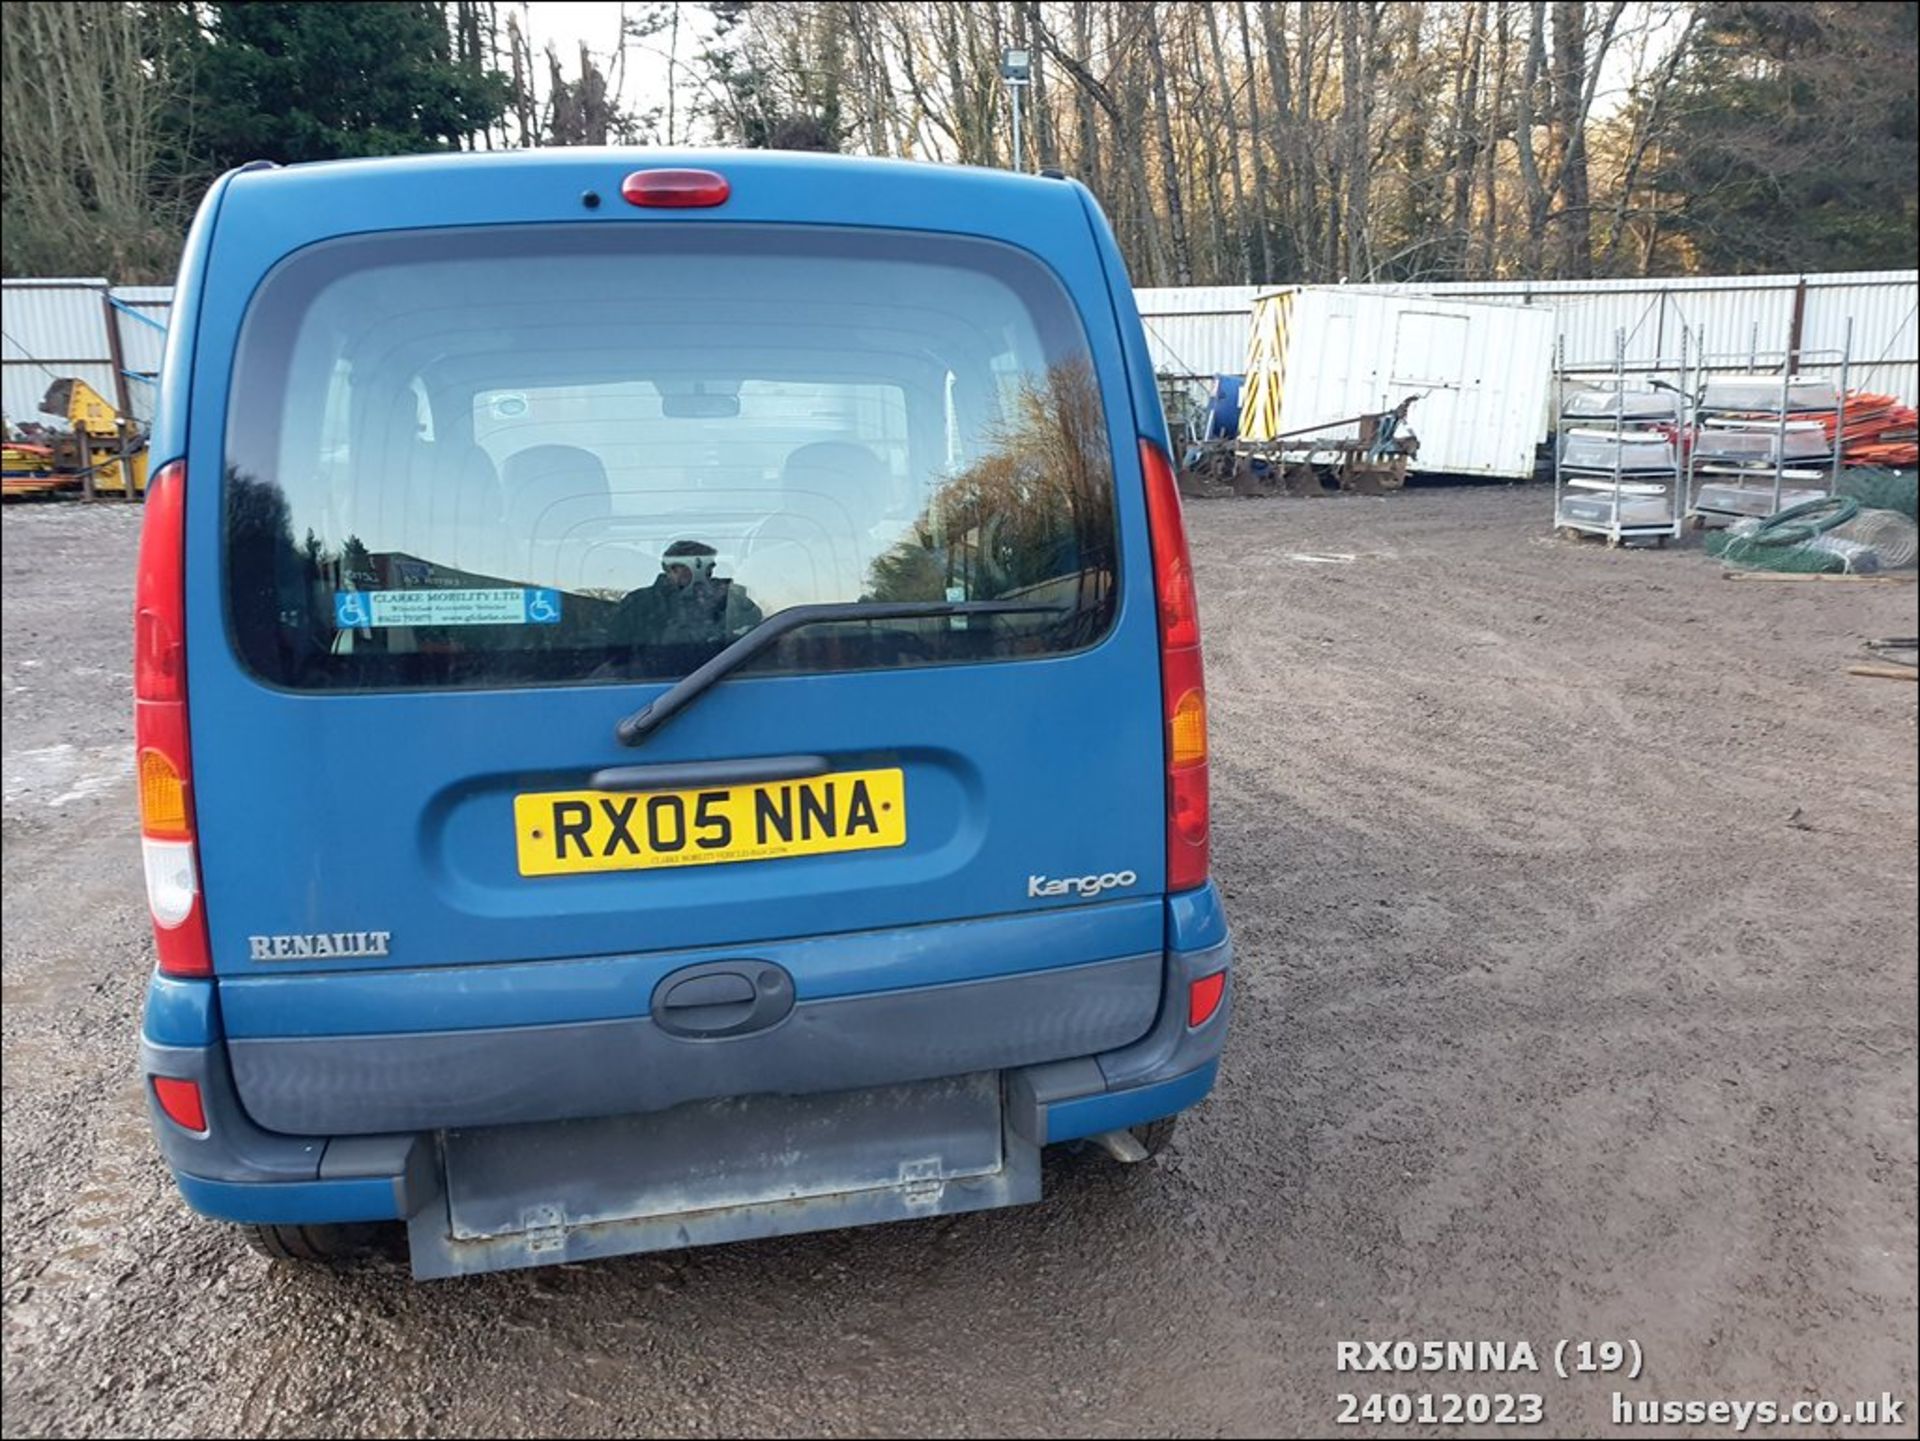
[222,225,1118,691]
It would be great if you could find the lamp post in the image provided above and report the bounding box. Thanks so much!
[1000,47,1031,173]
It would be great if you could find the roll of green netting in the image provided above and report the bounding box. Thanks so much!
[1704,495,1863,572]
[1837,467,1919,520]
[1749,494,1859,545]
[1706,528,1852,572]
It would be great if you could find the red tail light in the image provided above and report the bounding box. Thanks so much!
[621,168,730,208]
[134,462,212,977]
[1141,440,1209,891]
[1188,971,1227,1028]
[152,1075,207,1133]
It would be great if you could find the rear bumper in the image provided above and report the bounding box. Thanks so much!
[162,1060,1221,1230]
[222,950,1166,1136]
[142,920,1230,1236]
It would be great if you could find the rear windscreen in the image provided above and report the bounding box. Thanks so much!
[222,225,1119,691]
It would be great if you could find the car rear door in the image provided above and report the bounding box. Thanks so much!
[182,156,1168,1031]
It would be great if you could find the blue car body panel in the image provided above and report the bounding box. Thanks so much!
[181,152,1164,992]
[140,150,1231,1266]
[175,1172,407,1226]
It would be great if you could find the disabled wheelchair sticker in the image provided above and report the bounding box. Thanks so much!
[333,588,564,628]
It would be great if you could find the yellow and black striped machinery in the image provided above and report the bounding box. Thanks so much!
[2,378,149,499]
[1238,289,1295,443]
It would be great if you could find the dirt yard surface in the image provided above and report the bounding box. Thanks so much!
[4,486,1915,1438]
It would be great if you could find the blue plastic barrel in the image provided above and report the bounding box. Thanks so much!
[1205,375,1243,441]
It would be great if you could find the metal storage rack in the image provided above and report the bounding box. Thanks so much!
[1686,319,1852,526]
[1553,329,1691,547]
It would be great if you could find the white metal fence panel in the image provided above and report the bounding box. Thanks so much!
[4,280,116,430]
[1136,272,1918,406]
[109,286,174,419]
[1799,273,1918,401]
[2,279,175,429]
[1134,285,1263,378]
[12,271,1913,434]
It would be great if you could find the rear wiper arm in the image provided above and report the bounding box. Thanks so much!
[614,599,1065,747]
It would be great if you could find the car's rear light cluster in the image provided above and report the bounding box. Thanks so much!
[1140,439,1210,891]
[134,461,212,976]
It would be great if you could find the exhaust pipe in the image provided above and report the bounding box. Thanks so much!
[1089,1128,1149,1164]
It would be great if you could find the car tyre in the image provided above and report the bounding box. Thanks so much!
[241,1222,394,1264]
[1128,1115,1180,1160]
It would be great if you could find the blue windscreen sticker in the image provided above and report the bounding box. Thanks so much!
[333,588,563,628]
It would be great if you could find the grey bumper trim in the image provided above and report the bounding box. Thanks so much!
[140,1038,428,1212]
[1006,935,1232,1141]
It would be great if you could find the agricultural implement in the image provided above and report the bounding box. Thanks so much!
[1178,396,1422,498]
[1,378,148,500]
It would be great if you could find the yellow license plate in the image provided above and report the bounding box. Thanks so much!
[513,767,906,877]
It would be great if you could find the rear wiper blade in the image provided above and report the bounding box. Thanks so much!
[614,599,1063,747]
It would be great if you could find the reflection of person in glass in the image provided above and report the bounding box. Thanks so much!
[612,539,763,647]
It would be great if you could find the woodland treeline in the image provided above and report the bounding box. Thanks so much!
[3,1,1914,285]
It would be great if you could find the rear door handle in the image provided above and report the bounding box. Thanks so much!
[589,754,831,792]
[651,962,794,1039]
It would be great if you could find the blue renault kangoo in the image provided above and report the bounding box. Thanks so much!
[133,150,1230,1277]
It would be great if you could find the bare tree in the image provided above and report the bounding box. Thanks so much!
[1235,1,1276,280]
[0,1,188,281]
[1596,5,1701,272]
[1031,5,1168,281]
[670,2,1733,285]
[16,2,1849,290]
[1339,3,1375,279]
[506,9,538,147]
[1144,6,1194,284]
[1204,5,1255,283]
[1477,2,1511,277]
[1069,2,1101,187]
[1514,2,1551,274]
[1552,1,1593,276]
[1448,3,1485,274]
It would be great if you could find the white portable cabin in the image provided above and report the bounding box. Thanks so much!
[1239,286,1556,479]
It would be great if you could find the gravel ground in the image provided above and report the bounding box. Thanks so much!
[3,486,1915,1438]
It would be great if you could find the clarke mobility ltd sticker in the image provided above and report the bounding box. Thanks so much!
[333,587,562,629]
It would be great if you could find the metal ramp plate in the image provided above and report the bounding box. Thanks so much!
[408,1072,1037,1278]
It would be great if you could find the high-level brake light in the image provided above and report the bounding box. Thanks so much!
[621,168,731,208]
